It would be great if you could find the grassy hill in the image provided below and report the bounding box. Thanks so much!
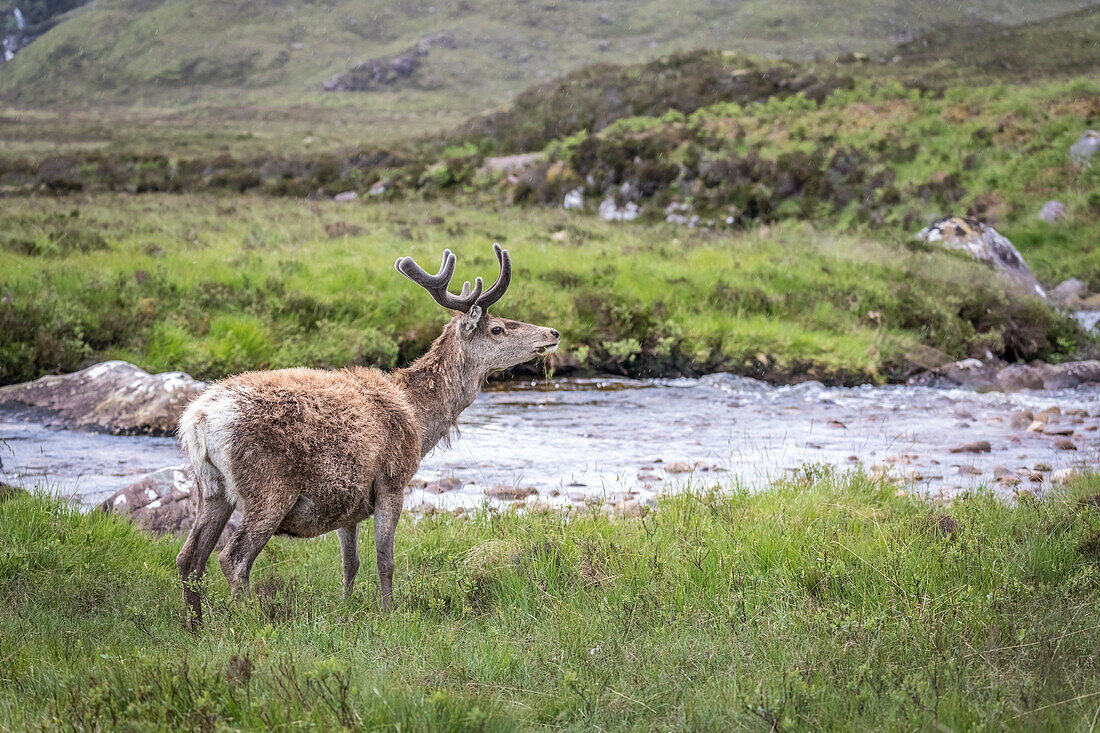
[0,0,1091,110]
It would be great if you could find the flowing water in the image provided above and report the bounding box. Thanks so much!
[1,376,1097,510]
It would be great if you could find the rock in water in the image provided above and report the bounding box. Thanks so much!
[486,485,538,501]
[1038,200,1066,224]
[101,466,239,546]
[915,216,1045,298]
[0,361,205,435]
[949,441,991,454]
[1010,410,1034,429]
[910,358,1100,392]
[1052,468,1079,486]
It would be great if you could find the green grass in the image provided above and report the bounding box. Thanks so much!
[4,469,1100,729]
[0,0,1086,108]
[0,194,1083,386]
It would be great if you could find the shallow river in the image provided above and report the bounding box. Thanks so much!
[1,375,1097,510]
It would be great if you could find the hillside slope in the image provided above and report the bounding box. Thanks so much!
[0,0,1092,106]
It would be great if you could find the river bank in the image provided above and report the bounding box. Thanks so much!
[0,194,1090,388]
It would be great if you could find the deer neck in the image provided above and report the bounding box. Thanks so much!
[394,325,483,457]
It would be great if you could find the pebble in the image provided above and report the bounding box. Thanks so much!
[1052,468,1079,486]
[614,499,647,518]
[1054,438,1078,451]
[949,440,991,454]
[1026,421,1045,433]
[1010,410,1034,429]
[1046,427,1075,436]
[1034,463,1052,471]
[487,485,538,501]
[957,465,982,476]
[665,461,692,474]
[1036,406,1061,423]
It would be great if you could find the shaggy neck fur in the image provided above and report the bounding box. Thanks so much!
[393,322,484,457]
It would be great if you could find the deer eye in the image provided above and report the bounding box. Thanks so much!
[490,325,504,335]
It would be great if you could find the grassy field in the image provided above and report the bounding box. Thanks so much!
[0,194,1084,386]
[3,469,1100,729]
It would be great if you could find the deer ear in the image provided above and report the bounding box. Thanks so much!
[460,305,482,333]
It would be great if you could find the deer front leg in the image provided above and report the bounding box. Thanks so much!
[373,494,403,610]
[337,524,360,598]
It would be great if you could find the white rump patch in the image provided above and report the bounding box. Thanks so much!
[178,386,247,506]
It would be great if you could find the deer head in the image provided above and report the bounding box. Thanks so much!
[395,243,560,372]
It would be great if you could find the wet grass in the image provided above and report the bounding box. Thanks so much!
[0,194,1083,386]
[3,469,1100,729]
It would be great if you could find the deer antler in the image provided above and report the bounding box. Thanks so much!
[475,242,511,311]
[394,249,483,312]
[395,244,512,313]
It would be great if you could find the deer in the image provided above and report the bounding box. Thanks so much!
[175,244,559,626]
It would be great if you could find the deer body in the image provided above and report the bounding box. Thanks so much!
[175,245,558,625]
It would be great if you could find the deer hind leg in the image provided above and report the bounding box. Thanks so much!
[176,490,234,629]
[373,493,403,610]
[337,524,360,598]
[218,491,299,600]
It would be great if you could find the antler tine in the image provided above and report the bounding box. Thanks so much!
[475,242,512,311]
[395,249,483,312]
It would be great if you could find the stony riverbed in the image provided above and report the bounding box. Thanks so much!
[1,375,1097,513]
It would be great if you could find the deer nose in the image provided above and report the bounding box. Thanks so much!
[549,329,560,340]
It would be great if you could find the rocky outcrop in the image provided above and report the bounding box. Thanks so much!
[909,358,1100,392]
[324,51,422,91]
[100,466,239,546]
[915,217,1045,298]
[323,34,455,92]
[0,361,204,435]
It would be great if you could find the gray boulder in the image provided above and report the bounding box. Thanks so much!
[1069,130,1099,168]
[0,360,204,435]
[598,197,640,221]
[915,216,1045,298]
[910,358,1100,392]
[1050,277,1089,305]
[1038,200,1066,224]
[101,466,239,546]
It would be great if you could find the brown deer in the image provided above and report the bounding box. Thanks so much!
[175,244,559,625]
